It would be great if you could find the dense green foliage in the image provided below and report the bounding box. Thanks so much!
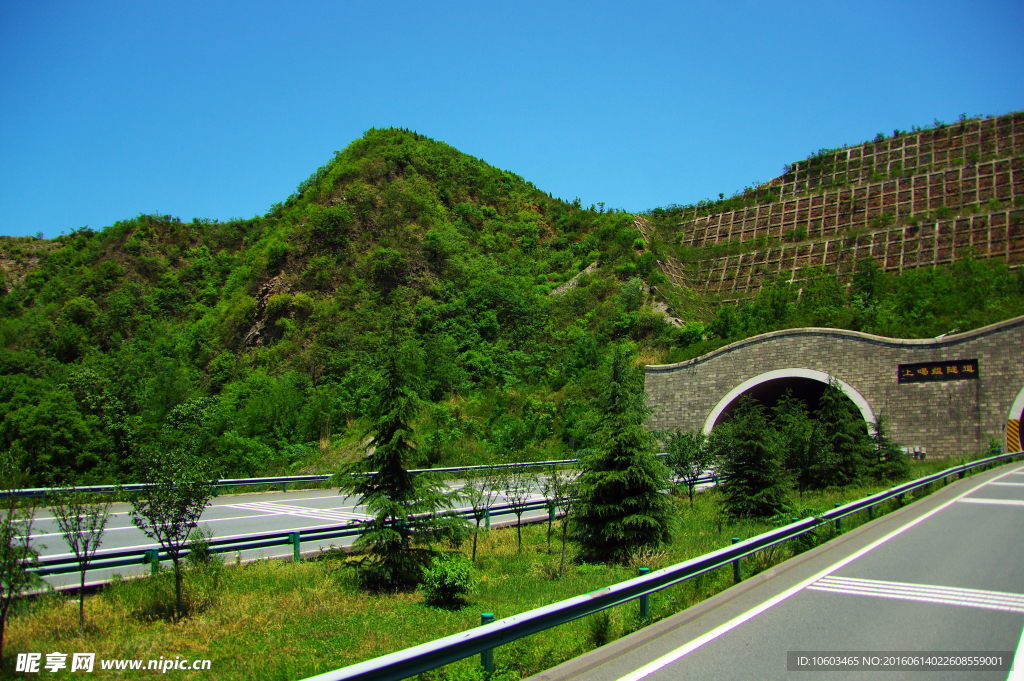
[419,552,475,607]
[656,258,1024,365]
[709,383,907,518]
[0,129,679,485]
[1,125,1021,488]
[572,346,674,562]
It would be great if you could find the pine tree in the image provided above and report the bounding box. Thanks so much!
[772,391,828,500]
[716,395,788,518]
[572,346,674,563]
[867,413,910,482]
[341,332,462,589]
[813,379,871,488]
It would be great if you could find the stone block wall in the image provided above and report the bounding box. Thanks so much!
[645,316,1024,458]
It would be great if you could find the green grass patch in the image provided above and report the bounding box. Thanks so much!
[6,456,1009,680]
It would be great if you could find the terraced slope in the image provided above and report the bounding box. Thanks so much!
[644,112,1024,300]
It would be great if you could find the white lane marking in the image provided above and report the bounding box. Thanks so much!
[615,464,1024,681]
[228,501,370,522]
[808,576,1024,613]
[958,498,1024,507]
[989,482,1024,487]
[31,505,369,540]
[1010,621,1024,681]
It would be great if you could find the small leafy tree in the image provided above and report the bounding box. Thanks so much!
[51,487,111,635]
[573,345,674,563]
[0,457,41,659]
[499,466,534,553]
[549,466,580,577]
[540,467,562,553]
[664,428,715,507]
[461,468,500,562]
[129,447,217,618]
[715,395,788,518]
[340,327,462,589]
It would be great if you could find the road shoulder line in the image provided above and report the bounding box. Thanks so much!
[526,463,1022,681]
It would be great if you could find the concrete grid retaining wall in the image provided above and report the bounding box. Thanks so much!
[645,315,1024,458]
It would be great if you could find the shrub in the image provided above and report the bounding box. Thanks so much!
[264,293,292,320]
[420,552,474,606]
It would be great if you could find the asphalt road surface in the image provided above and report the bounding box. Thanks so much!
[32,474,718,590]
[31,480,555,590]
[529,462,1024,681]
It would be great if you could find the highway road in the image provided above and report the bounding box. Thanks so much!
[30,480,555,590]
[31,472,718,590]
[529,462,1024,681]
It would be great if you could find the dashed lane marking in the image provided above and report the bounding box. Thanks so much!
[227,501,370,522]
[808,576,1024,613]
[957,498,1024,507]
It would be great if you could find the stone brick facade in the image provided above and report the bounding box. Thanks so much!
[645,315,1024,458]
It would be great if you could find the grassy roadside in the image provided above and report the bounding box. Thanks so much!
[4,455,1010,680]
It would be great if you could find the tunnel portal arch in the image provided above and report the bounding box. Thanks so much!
[701,368,875,434]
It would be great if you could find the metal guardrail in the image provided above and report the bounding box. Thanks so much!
[33,469,715,579]
[6,456,670,501]
[299,451,1023,681]
[30,495,584,578]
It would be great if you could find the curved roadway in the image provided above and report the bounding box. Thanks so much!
[529,462,1024,681]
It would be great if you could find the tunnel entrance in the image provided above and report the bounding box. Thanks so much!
[713,377,831,427]
[703,369,875,433]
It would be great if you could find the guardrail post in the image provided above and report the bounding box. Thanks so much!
[290,532,301,562]
[867,496,874,521]
[480,613,495,675]
[638,567,651,621]
[147,548,159,574]
[213,486,218,498]
[485,508,491,531]
[133,491,139,504]
[41,493,46,508]
[834,503,842,532]
[549,504,556,523]
[732,537,741,583]
[281,482,288,493]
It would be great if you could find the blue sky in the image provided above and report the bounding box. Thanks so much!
[1,0,1021,238]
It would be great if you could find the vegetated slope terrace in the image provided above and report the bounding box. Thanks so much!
[1,117,1023,486]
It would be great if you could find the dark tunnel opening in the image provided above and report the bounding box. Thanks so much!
[713,376,862,429]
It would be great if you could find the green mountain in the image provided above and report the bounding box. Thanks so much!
[2,121,1022,485]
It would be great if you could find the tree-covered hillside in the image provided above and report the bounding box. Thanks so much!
[0,129,678,485]
[2,127,1023,486]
